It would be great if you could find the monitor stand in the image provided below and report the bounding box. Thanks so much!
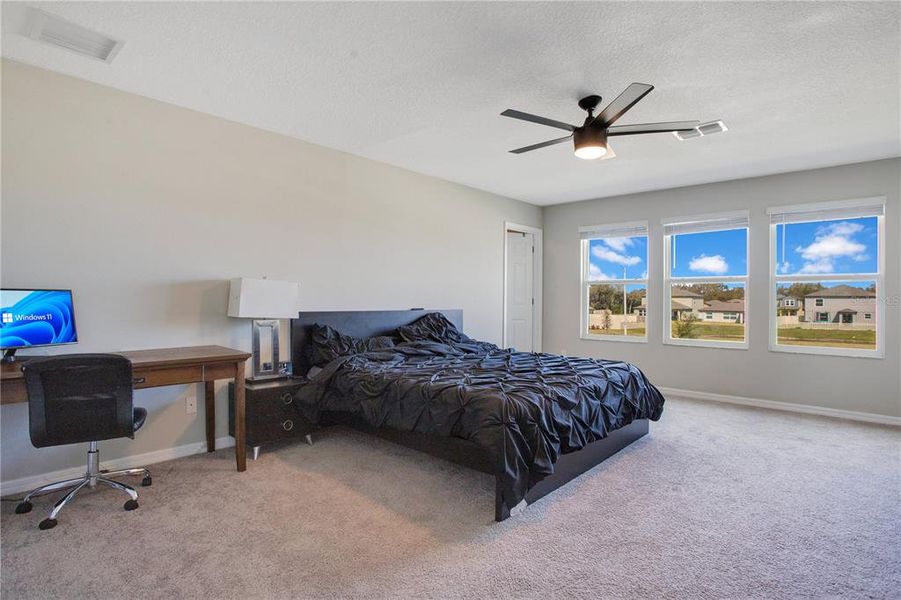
[2,349,17,364]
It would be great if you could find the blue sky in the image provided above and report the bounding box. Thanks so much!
[776,217,878,275]
[589,217,877,281]
[670,229,747,277]
[588,236,647,279]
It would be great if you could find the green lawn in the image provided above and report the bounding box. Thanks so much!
[588,323,875,349]
[672,322,744,342]
[777,327,876,349]
[587,327,646,337]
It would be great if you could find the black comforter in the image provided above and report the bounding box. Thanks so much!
[295,329,665,512]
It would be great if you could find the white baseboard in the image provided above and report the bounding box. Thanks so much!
[658,386,901,427]
[5,388,896,495]
[1,436,235,497]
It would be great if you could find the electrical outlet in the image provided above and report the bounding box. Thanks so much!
[185,394,197,415]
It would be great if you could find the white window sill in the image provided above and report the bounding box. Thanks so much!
[768,343,883,359]
[664,338,748,350]
[580,333,648,344]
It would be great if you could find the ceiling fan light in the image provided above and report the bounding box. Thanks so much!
[573,127,608,160]
[575,145,608,160]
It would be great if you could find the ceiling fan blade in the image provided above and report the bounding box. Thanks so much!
[501,109,575,132]
[509,135,573,154]
[607,121,700,136]
[595,83,654,126]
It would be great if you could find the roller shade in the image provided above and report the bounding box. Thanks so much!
[767,197,884,225]
[662,211,749,236]
[579,220,647,240]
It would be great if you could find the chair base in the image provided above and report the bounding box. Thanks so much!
[15,441,150,529]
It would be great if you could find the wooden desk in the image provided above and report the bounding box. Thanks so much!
[0,345,252,472]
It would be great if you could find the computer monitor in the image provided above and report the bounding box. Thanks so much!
[0,289,78,363]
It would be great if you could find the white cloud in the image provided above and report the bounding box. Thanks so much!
[591,245,641,267]
[778,261,793,274]
[795,221,869,273]
[601,237,634,252]
[797,236,866,261]
[817,222,863,237]
[799,259,835,274]
[688,254,729,274]
[588,263,612,280]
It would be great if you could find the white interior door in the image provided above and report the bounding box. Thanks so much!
[505,230,534,351]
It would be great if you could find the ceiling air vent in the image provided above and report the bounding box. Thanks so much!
[26,8,124,63]
[673,120,728,141]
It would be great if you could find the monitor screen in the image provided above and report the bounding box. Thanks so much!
[0,289,78,350]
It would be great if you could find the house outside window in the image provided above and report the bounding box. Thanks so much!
[768,197,884,358]
[662,211,749,349]
[580,221,648,342]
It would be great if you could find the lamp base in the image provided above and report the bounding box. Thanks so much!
[251,319,283,380]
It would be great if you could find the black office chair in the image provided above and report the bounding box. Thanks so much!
[15,354,152,530]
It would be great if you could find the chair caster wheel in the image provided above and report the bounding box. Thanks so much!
[141,476,152,487]
[15,501,32,514]
[124,499,139,511]
[39,518,57,530]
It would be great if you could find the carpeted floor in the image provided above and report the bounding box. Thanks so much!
[2,397,899,599]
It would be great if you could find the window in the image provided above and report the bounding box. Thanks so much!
[768,197,884,357]
[662,211,749,348]
[580,221,648,342]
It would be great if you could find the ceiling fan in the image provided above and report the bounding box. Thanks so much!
[501,83,700,159]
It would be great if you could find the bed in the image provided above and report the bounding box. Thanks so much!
[291,309,665,521]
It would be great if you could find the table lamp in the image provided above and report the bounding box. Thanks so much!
[227,277,300,381]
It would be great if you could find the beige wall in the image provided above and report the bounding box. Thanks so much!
[700,311,744,324]
[0,61,541,486]
[804,297,877,324]
[543,158,900,418]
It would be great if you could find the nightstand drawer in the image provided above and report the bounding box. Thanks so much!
[228,379,316,447]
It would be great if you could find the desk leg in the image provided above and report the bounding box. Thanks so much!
[234,361,247,472]
[205,381,216,452]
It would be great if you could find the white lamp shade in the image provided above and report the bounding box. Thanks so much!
[227,278,300,319]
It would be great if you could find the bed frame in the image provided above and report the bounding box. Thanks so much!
[291,309,649,521]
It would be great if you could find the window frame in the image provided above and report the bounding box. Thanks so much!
[767,196,885,359]
[579,220,649,344]
[662,210,750,350]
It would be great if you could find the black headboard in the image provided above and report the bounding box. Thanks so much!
[291,309,463,376]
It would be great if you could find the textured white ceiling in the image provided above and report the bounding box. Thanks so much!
[2,2,899,206]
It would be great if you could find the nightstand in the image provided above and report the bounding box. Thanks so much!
[228,377,317,460]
